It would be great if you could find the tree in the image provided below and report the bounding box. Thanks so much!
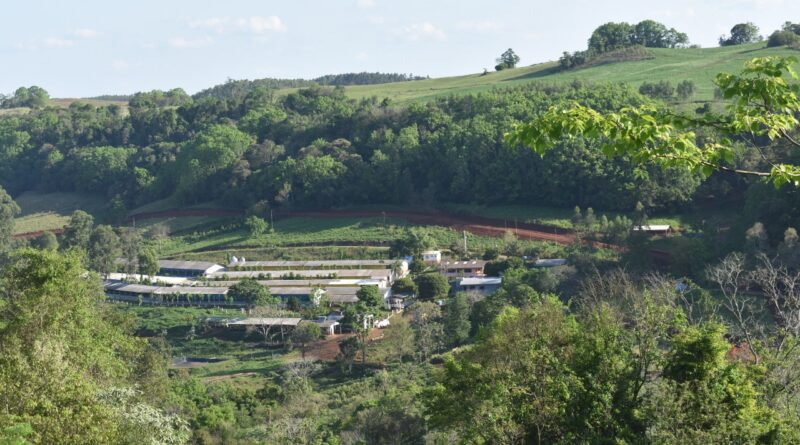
[768,30,800,48]
[137,247,159,278]
[639,80,674,100]
[291,321,322,360]
[414,273,450,301]
[495,48,520,71]
[356,285,384,309]
[0,186,20,252]
[337,336,360,374]
[390,227,434,257]
[0,249,186,444]
[391,276,417,295]
[720,22,762,46]
[229,278,276,308]
[676,80,696,100]
[443,292,471,346]
[60,210,94,251]
[633,201,648,227]
[381,317,415,363]
[509,57,800,188]
[87,225,121,276]
[244,215,268,237]
[646,324,779,443]
[30,231,57,251]
[589,22,635,53]
[410,302,444,362]
[118,228,142,274]
[745,222,769,254]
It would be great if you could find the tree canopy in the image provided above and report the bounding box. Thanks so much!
[510,56,800,188]
[720,22,762,46]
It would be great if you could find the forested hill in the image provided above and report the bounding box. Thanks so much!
[0,40,798,233]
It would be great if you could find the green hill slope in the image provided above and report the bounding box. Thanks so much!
[338,43,798,103]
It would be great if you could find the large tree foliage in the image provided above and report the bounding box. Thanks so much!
[510,57,800,187]
[720,22,762,46]
[0,249,188,444]
[228,278,276,308]
[0,186,20,252]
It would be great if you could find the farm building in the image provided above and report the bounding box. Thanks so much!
[313,316,341,336]
[455,277,502,295]
[421,250,442,264]
[103,282,232,306]
[440,260,487,278]
[533,258,568,268]
[158,260,224,277]
[632,225,672,235]
[206,269,395,287]
[389,293,414,311]
[227,259,408,272]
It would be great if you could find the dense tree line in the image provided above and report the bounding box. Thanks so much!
[193,72,427,100]
[767,21,800,48]
[0,81,702,216]
[0,86,50,109]
[561,20,689,69]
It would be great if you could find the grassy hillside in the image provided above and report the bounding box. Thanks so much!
[337,43,798,103]
[13,191,106,234]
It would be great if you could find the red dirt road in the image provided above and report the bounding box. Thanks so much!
[127,207,582,246]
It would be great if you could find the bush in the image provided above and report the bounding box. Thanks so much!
[767,30,800,47]
[639,80,674,100]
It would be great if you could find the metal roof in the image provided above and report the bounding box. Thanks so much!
[207,269,392,279]
[459,277,502,286]
[441,260,487,269]
[226,317,302,327]
[158,260,223,271]
[104,282,160,294]
[153,286,228,295]
[534,259,568,267]
[633,225,672,231]
[227,259,406,268]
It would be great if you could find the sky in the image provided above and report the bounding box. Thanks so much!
[2,0,799,97]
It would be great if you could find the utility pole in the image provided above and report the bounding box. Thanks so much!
[463,230,468,256]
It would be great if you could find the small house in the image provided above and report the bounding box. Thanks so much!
[421,250,442,264]
[456,277,502,295]
[440,260,487,278]
[533,258,568,268]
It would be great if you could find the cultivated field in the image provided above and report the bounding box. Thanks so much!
[330,43,797,103]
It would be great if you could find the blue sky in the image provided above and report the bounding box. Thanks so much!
[2,0,798,97]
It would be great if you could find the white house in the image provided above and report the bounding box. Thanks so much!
[421,250,442,264]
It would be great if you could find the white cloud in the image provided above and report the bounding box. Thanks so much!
[43,37,75,48]
[366,15,386,25]
[74,28,100,38]
[456,20,502,32]
[111,60,131,71]
[189,16,286,34]
[240,16,286,33]
[398,22,446,42]
[169,36,213,48]
[357,0,376,8]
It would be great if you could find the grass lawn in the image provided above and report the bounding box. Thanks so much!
[13,191,106,234]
